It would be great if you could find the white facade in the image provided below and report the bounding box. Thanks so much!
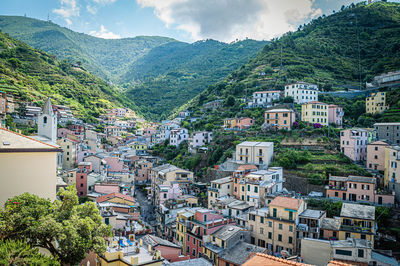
[169,128,189,147]
[189,131,212,150]
[284,82,319,104]
[249,91,281,108]
[38,98,57,143]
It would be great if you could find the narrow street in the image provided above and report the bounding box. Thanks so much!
[134,186,156,223]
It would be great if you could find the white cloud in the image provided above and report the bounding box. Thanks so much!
[89,25,121,39]
[93,0,117,4]
[53,0,80,18]
[86,0,118,15]
[86,5,97,14]
[65,18,72,25]
[137,0,322,42]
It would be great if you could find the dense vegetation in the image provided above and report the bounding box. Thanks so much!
[0,16,175,81]
[0,16,267,119]
[122,39,267,119]
[0,30,138,122]
[185,1,400,126]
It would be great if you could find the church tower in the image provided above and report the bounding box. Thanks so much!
[38,97,57,143]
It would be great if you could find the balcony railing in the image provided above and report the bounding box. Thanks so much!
[340,224,373,233]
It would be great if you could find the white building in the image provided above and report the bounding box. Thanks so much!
[208,176,233,208]
[37,97,57,144]
[284,82,319,104]
[235,141,274,166]
[189,131,212,151]
[169,128,189,147]
[249,91,281,108]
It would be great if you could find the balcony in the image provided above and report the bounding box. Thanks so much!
[327,185,347,191]
[208,187,218,192]
[340,224,373,233]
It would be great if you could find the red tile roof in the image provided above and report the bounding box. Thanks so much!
[269,196,304,210]
[96,192,135,203]
[243,253,311,266]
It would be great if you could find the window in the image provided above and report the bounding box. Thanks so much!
[254,186,258,193]
[247,185,250,191]
[242,186,244,192]
[279,223,282,230]
[192,249,196,256]
[358,249,364,258]
[289,212,293,221]
[289,226,293,232]
[273,208,277,218]
[269,221,272,227]
[335,249,352,256]
[43,116,47,124]
[260,217,264,223]
[278,234,282,241]
[260,228,264,234]
[289,237,293,244]
[193,238,195,244]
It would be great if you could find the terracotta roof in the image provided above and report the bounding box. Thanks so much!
[243,253,311,266]
[268,196,304,210]
[238,165,258,171]
[96,192,135,204]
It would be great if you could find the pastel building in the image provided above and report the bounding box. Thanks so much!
[169,128,189,147]
[339,203,376,246]
[104,156,126,172]
[326,175,394,206]
[301,101,329,126]
[155,183,182,206]
[264,109,295,130]
[249,91,281,107]
[0,128,61,206]
[223,117,254,130]
[235,141,274,166]
[340,128,369,162]
[189,131,212,151]
[57,137,79,169]
[284,82,319,104]
[208,176,233,208]
[366,140,389,171]
[328,104,344,126]
[366,92,389,114]
[384,146,400,203]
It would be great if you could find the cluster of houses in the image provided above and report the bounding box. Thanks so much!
[340,123,400,202]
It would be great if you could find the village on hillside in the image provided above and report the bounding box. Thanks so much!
[1,69,400,265]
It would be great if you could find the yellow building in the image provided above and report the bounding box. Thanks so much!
[366,92,389,114]
[301,101,329,126]
[384,146,400,187]
[57,137,78,170]
[339,203,375,246]
[0,127,61,206]
[130,143,148,151]
[176,210,194,255]
[248,196,306,255]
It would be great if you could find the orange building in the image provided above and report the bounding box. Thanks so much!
[264,109,296,130]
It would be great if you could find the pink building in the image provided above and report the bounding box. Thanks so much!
[57,128,74,138]
[340,128,369,162]
[326,175,394,206]
[94,183,120,194]
[238,117,254,129]
[104,157,126,172]
[68,124,85,136]
[328,104,344,126]
[141,235,189,262]
[134,159,153,183]
[320,217,340,240]
[156,183,182,205]
[182,209,234,259]
[367,140,389,171]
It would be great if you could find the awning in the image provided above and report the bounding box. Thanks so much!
[192,225,199,234]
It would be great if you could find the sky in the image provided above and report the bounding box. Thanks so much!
[0,0,389,43]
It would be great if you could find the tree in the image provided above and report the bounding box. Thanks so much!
[0,239,59,265]
[0,186,111,265]
[224,96,236,107]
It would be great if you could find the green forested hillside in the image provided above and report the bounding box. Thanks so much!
[0,30,137,122]
[0,16,176,81]
[186,1,400,128]
[122,39,267,119]
[0,16,267,120]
